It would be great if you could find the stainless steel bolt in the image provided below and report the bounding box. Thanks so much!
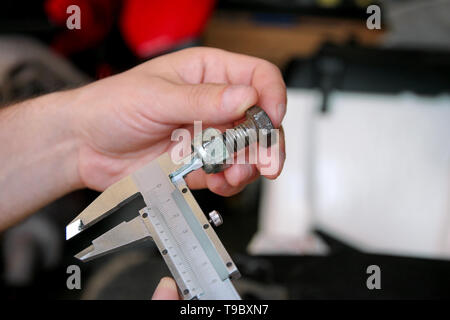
[170,106,276,181]
[198,106,275,174]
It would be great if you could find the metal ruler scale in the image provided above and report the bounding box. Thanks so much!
[133,155,240,300]
[66,106,275,299]
[70,153,240,300]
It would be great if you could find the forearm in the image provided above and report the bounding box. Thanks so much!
[0,91,82,231]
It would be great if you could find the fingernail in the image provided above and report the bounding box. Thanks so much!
[278,150,286,173]
[277,103,287,125]
[222,85,255,116]
[242,164,254,181]
[158,277,177,290]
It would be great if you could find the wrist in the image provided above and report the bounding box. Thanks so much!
[29,89,84,192]
[0,90,83,229]
[49,89,84,191]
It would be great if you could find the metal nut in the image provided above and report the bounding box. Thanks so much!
[192,128,230,174]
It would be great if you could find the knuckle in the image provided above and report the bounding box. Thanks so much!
[187,85,208,112]
[260,59,280,74]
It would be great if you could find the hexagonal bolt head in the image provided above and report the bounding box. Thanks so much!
[243,106,275,148]
[245,106,274,131]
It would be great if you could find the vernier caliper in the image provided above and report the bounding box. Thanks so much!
[66,106,274,300]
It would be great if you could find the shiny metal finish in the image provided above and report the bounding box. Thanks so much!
[66,153,240,300]
[65,106,273,299]
[170,106,275,178]
[66,175,140,240]
[208,210,223,227]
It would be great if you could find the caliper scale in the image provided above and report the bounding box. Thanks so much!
[66,106,275,300]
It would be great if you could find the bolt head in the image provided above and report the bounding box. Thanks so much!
[246,106,274,131]
[246,106,275,147]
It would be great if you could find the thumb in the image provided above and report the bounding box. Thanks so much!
[158,83,258,124]
[151,277,180,300]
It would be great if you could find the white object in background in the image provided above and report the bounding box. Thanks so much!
[248,89,328,255]
[314,91,450,259]
[249,88,450,259]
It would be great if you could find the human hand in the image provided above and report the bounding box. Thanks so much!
[69,47,287,196]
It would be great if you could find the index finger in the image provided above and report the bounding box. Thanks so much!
[160,47,287,127]
[222,51,287,128]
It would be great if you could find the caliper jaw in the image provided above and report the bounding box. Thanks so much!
[67,153,241,299]
[74,215,151,261]
[65,106,275,299]
[65,175,140,240]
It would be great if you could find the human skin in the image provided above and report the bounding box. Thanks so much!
[0,47,287,299]
[151,277,180,300]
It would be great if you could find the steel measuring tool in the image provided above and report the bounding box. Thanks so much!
[66,106,275,300]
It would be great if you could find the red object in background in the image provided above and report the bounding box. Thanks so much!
[119,0,215,58]
[45,0,119,56]
[45,0,215,59]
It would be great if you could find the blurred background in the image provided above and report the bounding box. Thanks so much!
[1,0,450,299]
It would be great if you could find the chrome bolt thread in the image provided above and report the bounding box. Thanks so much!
[222,106,275,153]
[170,106,275,179]
[222,118,258,153]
